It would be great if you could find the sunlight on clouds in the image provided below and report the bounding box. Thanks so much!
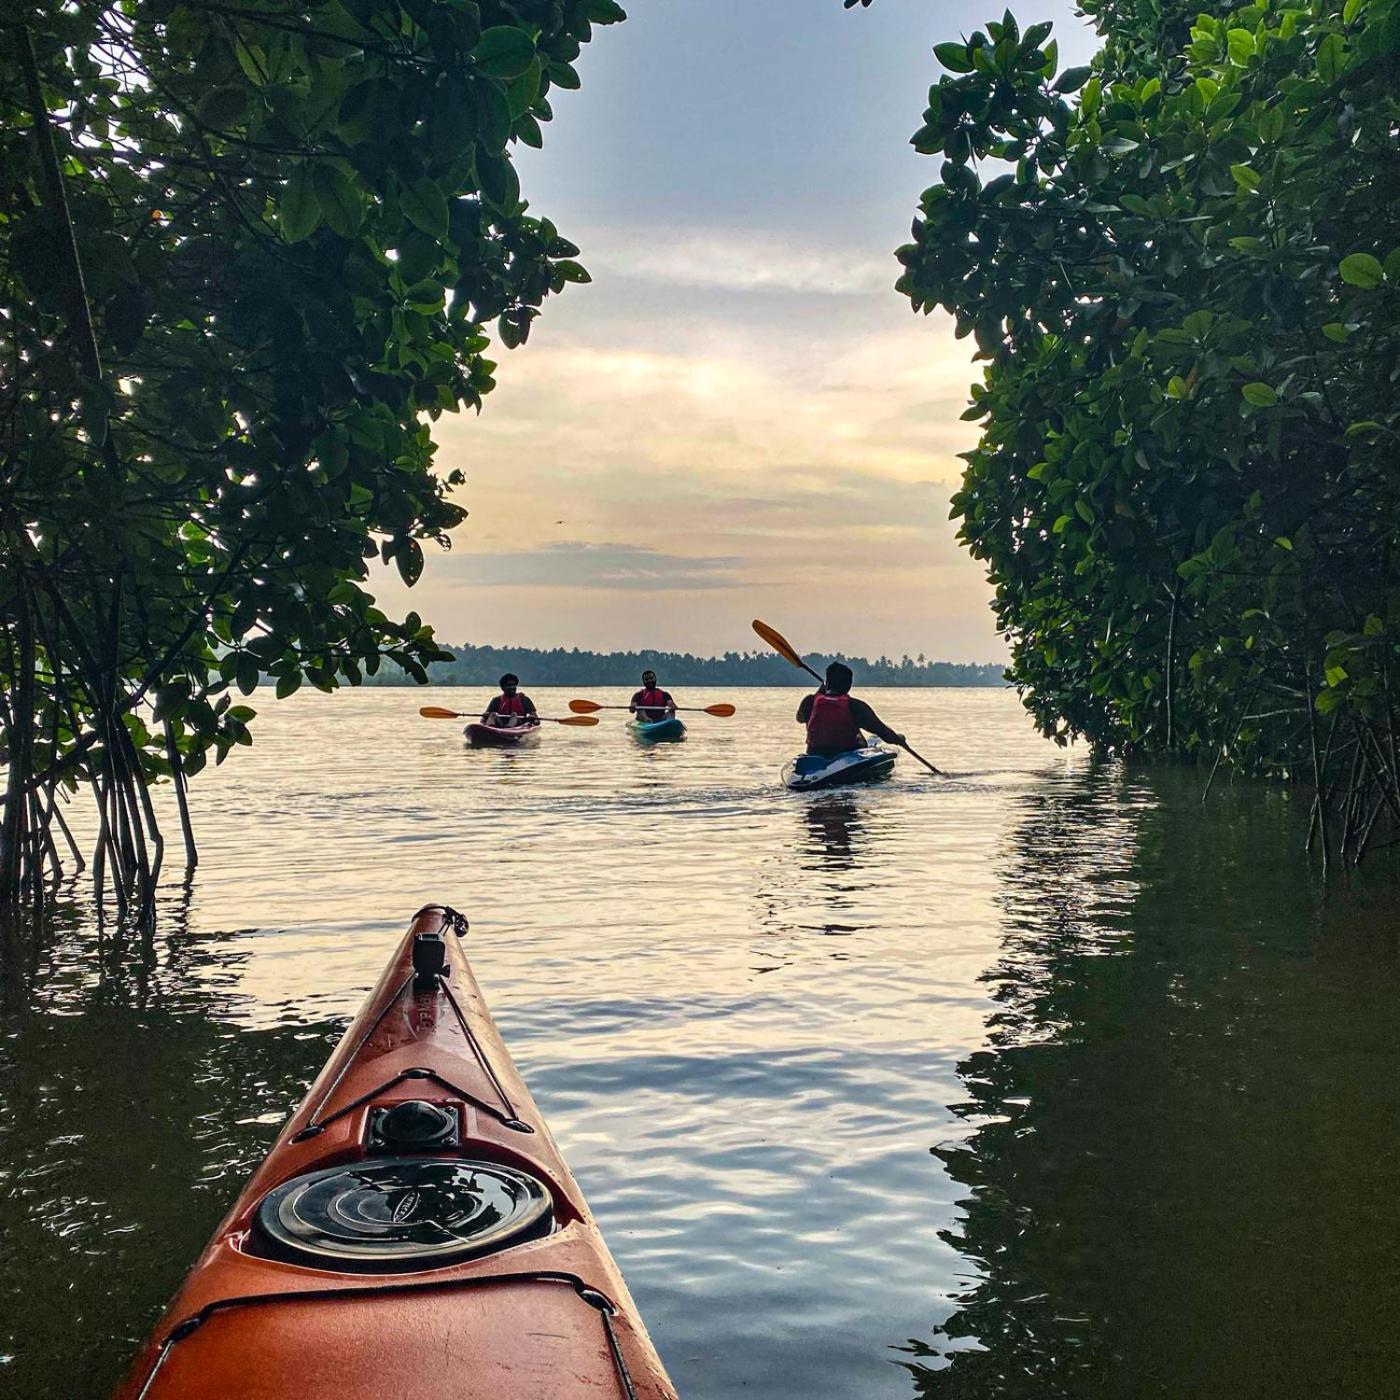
[371,231,1004,663]
[584,227,895,296]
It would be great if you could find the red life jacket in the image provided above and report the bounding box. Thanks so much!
[636,688,669,715]
[806,693,861,752]
[495,693,526,719]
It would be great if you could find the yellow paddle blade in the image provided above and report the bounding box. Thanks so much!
[703,703,736,717]
[568,699,603,713]
[752,619,804,670]
[556,714,600,726]
[419,706,462,719]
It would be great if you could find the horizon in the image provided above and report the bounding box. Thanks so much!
[368,0,1097,666]
[427,636,1008,667]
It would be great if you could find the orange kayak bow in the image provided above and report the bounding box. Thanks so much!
[114,905,677,1399]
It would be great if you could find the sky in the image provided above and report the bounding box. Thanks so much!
[372,0,1097,664]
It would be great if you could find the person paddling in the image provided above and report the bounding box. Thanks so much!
[629,670,677,723]
[796,662,905,757]
[482,673,537,728]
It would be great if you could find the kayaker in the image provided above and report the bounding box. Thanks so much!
[630,670,677,723]
[796,662,905,757]
[482,674,537,728]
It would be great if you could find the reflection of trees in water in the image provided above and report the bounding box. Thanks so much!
[901,766,1400,1400]
[0,897,337,1399]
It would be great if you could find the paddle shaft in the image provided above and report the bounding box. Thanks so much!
[418,707,594,725]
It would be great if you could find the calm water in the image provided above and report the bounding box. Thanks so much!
[3,687,1400,1398]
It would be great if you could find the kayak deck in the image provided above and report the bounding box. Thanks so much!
[628,716,686,741]
[464,720,542,746]
[782,743,897,791]
[114,906,676,1400]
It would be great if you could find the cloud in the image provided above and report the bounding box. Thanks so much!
[583,228,896,296]
[431,541,742,592]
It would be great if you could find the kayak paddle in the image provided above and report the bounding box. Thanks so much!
[567,700,736,717]
[418,706,599,726]
[750,618,944,776]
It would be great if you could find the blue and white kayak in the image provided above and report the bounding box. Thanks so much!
[782,743,896,791]
[629,715,687,741]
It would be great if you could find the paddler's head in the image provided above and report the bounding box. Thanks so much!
[641,670,657,689]
[824,662,853,696]
[499,673,519,695]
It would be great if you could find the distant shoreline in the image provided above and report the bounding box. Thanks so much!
[365,642,1007,689]
[368,678,1012,688]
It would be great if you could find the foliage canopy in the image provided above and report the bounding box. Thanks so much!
[897,0,1400,858]
[0,0,623,914]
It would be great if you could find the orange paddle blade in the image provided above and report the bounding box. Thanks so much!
[752,619,804,669]
[419,706,462,719]
[555,714,599,726]
[702,703,736,717]
[568,699,603,713]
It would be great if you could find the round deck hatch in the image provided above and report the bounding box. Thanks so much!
[254,1157,552,1271]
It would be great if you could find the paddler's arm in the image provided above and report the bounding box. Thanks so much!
[795,692,818,724]
[481,696,499,723]
[521,695,538,715]
[850,697,904,747]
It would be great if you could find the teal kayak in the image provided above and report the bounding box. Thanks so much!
[629,715,687,741]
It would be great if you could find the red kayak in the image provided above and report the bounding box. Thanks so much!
[464,720,542,746]
[113,905,677,1399]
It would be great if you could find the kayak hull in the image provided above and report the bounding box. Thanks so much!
[782,744,897,791]
[464,720,542,746]
[112,907,676,1400]
[629,716,687,742]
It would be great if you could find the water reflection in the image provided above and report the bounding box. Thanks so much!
[902,765,1400,1399]
[802,794,864,873]
[0,899,337,1398]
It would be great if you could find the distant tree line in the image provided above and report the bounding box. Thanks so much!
[364,643,1007,687]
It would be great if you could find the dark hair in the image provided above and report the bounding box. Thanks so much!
[499,673,518,688]
[641,670,657,681]
[824,662,853,695]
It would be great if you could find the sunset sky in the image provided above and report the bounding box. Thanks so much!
[374,0,1095,664]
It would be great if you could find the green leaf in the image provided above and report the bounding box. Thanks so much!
[1383,247,1400,282]
[1227,27,1254,63]
[400,178,449,240]
[1339,252,1383,287]
[397,537,425,586]
[1074,498,1095,523]
[473,26,536,79]
[1054,64,1092,92]
[275,671,303,700]
[934,41,974,72]
[280,164,321,242]
[1230,163,1261,190]
[584,0,627,21]
[1321,322,1351,342]
[1241,382,1278,407]
[1052,514,1073,533]
[312,164,364,238]
[1324,665,1348,687]
[1315,31,1347,81]
[553,259,591,284]
[197,85,253,129]
[477,84,512,151]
